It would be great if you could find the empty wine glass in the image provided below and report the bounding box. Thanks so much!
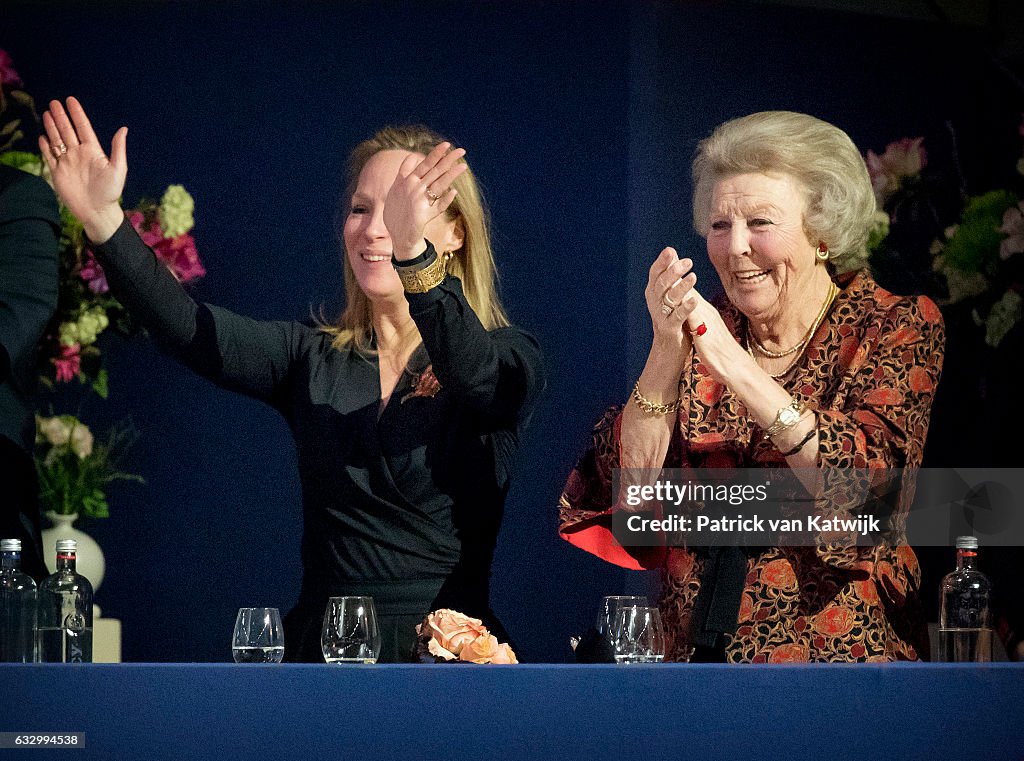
[596,596,649,646]
[321,596,381,664]
[232,607,285,663]
[613,605,666,663]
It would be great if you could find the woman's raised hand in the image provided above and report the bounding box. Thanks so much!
[39,97,127,244]
[384,142,467,261]
[646,247,699,354]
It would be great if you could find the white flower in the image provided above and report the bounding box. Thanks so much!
[159,184,195,238]
[37,415,72,447]
[62,307,110,348]
[76,308,109,345]
[58,320,80,347]
[69,422,94,459]
[985,290,1024,348]
[933,254,989,305]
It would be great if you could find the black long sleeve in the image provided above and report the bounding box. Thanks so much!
[0,165,60,582]
[93,217,304,404]
[0,166,60,447]
[405,249,544,428]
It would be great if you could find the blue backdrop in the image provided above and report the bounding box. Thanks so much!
[2,0,1014,662]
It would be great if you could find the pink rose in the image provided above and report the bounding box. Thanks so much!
[1000,202,1024,260]
[127,211,165,248]
[154,233,205,283]
[865,137,927,205]
[80,249,110,294]
[53,343,81,383]
[0,50,23,89]
[419,609,487,655]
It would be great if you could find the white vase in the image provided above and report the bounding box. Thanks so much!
[41,511,105,592]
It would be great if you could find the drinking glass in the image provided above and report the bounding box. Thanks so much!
[596,596,649,646]
[321,596,381,664]
[613,605,666,663]
[232,607,285,663]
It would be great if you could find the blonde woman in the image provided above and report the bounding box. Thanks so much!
[560,112,943,662]
[40,99,543,662]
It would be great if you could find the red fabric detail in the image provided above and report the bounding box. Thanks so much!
[559,515,666,571]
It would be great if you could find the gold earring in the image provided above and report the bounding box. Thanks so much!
[815,244,830,262]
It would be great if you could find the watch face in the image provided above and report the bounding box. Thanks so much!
[780,406,800,425]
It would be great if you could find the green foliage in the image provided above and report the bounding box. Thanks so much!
[942,190,1019,275]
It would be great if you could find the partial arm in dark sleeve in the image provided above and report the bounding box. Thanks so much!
[0,171,60,382]
[92,216,302,402]
[404,245,544,425]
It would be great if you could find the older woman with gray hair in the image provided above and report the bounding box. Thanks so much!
[560,111,944,662]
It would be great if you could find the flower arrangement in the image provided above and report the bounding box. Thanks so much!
[865,119,1024,347]
[1,47,203,519]
[34,415,143,519]
[415,609,518,664]
[1,49,206,394]
[32,182,204,394]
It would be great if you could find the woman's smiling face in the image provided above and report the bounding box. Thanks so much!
[343,149,461,302]
[705,171,819,325]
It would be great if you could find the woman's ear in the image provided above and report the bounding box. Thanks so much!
[445,216,465,254]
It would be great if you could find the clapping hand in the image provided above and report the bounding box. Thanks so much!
[39,97,127,244]
[644,246,736,383]
[645,247,699,356]
[383,142,467,261]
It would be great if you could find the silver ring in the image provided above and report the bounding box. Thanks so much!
[425,188,441,204]
[51,142,68,159]
[660,304,674,316]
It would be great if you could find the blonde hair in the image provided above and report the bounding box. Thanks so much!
[326,125,509,355]
[691,111,876,268]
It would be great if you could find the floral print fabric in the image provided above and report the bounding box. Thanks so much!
[559,271,944,662]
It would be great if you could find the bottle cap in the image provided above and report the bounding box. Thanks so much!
[1,539,22,552]
[955,536,979,550]
[55,539,78,553]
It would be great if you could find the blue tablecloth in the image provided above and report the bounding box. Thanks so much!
[3,663,1022,760]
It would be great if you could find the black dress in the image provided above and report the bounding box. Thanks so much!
[93,219,544,661]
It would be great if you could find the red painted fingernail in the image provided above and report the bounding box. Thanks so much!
[695,322,708,337]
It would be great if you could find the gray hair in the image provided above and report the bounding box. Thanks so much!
[692,111,876,267]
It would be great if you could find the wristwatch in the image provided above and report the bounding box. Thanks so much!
[764,400,806,440]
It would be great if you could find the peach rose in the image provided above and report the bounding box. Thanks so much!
[459,633,502,664]
[491,643,518,665]
[421,609,486,656]
[427,638,458,662]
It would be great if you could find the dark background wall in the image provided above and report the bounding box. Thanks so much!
[2,0,1019,662]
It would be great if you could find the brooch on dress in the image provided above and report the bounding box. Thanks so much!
[401,364,442,404]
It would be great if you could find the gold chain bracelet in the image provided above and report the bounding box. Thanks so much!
[631,381,681,416]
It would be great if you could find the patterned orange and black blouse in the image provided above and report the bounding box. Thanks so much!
[558,270,945,662]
